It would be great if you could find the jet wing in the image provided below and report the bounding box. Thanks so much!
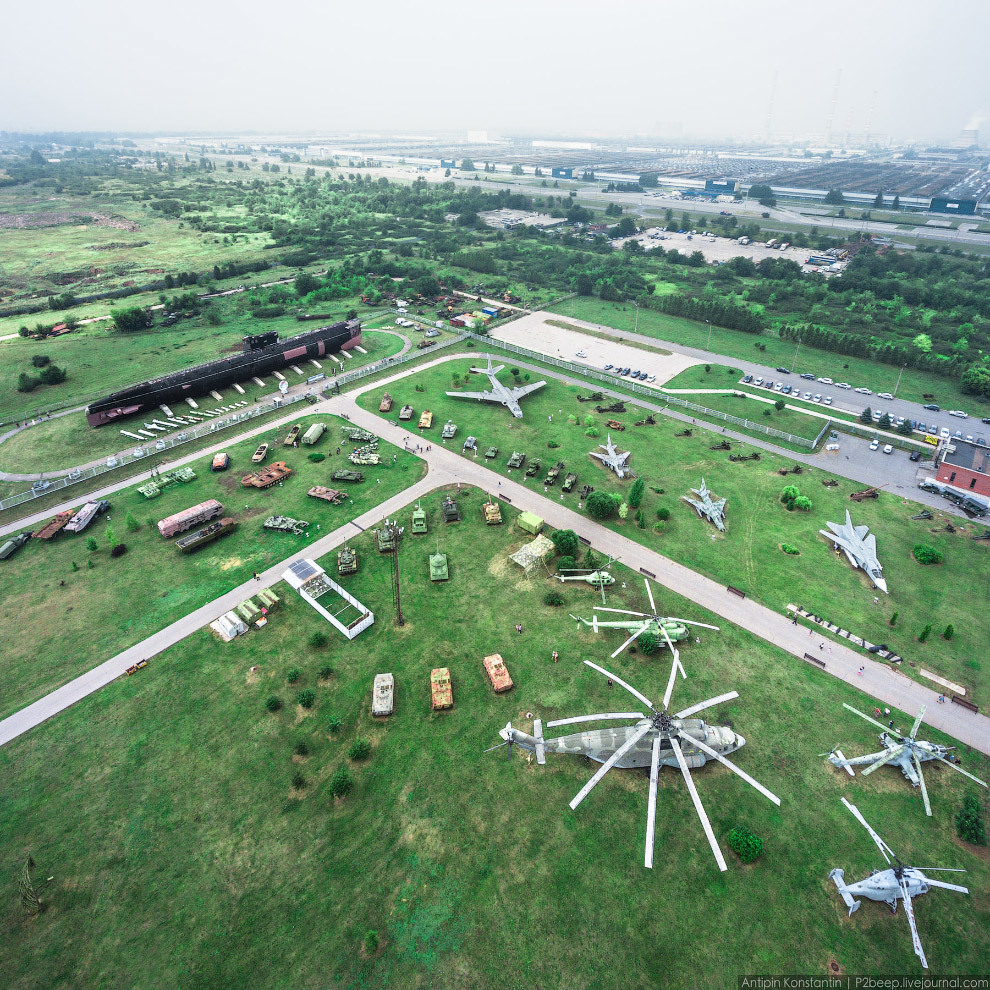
[446,389,496,402]
[508,381,546,400]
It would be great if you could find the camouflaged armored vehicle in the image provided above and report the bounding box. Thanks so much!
[377,525,398,553]
[337,543,358,575]
[264,515,308,535]
[398,405,414,421]
[411,504,428,534]
[307,486,345,504]
[331,468,364,483]
[284,425,302,447]
[441,420,457,440]
[344,427,376,443]
[429,549,449,581]
[463,436,477,452]
[418,409,433,429]
[0,531,31,561]
[484,445,499,460]
[482,499,503,525]
[561,472,577,493]
[349,449,381,466]
[430,668,453,710]
[379,392,393,412]
[372,673,394,717]
[544,461,564,486]
[175,517,237,553]
[441,495,460,523]
[507,451,526,469]
[483,654,513,693]
[525,459,541,478]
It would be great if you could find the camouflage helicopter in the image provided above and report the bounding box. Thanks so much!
[487,653,780,870]
[554,555,617,605]
[571,577,720,657]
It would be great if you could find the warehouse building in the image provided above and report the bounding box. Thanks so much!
[937,437,990,498]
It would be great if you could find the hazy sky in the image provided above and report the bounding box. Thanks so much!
[3,0,987,143]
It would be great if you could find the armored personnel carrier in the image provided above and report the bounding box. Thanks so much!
[418,410,433,429]
[0,532,31,561]
[463,436,477,452]
[379,392,393,412]
[441,420,457,440]
[175,517,237,553]
[372,673,394,717]
[544,461,564,486]
[411,504,428,534]
[507,451,526,469]
[429,550,449,581]
[482,499,503,525]
[349,449,381,466]
[264,516,308,535]
[441,495,460,523]
[337,544,358,575]
[307,486,345,504]
[331,469,364,483]
[483,653,513,693]
[241,461,293,489]
[284,425,302,447]
[525,459,541,477]
[399,405,414,421]
[344,427,376,443]
[211,452,230,471]
[377,525,398,553]
[252,443,269,463]
[561,472,577,492]
[430,667,453,710]
[484,445,499,460]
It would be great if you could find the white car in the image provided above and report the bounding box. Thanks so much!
[823,396,833,405]
[882,444,893,454]
[836,382,851,389]
[855,387,872,395]
[813,394,822,403]
[939,428,951,439]
[948,410,969,418]
[870,439,880,451]
[818,377,833,385]
[877,392,894,400]
[575,350,587,358]
[803,391,813,400]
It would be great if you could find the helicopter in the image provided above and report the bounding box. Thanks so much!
[826,704,987,816]
[486,651,780,871]
[554,554,617,604]
[830,797,969,970]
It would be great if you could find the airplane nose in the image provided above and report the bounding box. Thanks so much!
[734,734,746,750]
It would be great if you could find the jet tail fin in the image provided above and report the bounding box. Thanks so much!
[830,868,861,915]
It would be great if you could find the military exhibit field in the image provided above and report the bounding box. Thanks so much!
[0,414,423,719]
[1,487,987,988]
[358,358,990,700]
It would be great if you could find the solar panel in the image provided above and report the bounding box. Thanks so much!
[288,558,321,582]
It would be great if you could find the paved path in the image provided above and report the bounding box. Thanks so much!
[3,359,988,755]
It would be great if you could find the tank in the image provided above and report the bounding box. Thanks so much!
[175,517,237,553]
[399,405,414,421]
[331,469,364,483]
[252,443,269,463]
[377,526,397,553]
[372,673,394,717]
[379,392,393,412]
[483,653,513,693]
[562,472,577,492]
[344,427,376,443]
[418,410,433,429]
[158,499,224,538]
[442,495,460,523]
[482,500,503,525]
[507,451,526,469]
[411,504,428,534]
[441,420,457,439]
[429,551,449,581]
[241,461,293,489]
[349,449,381,465]
[463,436,477,451]
[284,425,302,447]
[307,486,345,504]
[0,532,31,561]
[544,461,564,486]
[484,445,499,459]
[263,515,308,535]
[337,544,358,575]
[211,452,230,471]
[525,459,541,477]
[430,667,453,710]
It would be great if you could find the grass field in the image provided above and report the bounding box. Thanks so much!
[1,490,987,988]
[358,360,990,701]
[0,414,424,719]
[549,297,989,416]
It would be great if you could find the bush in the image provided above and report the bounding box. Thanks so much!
[364,930,380,955]
[943,624,954,640]
[85,536,98,552]
[294,741,309,756]
[792,496,812,512]
[774,399,785,411]
[547,440,560,449]
[586,491,619,520]
[287,668,301,683]
[918,623,932,643]
[556,555,576,572]
[110,544,127,558]
[585,427,600,437]
[292,771,307,789]
[639,632,661,655]
[266,696,283,713]
[955,794,987,846]
[762,409,772,417]
[17,372,39,392]
[348,739,371,761]
[31,354,51,368]
[551,528,579,557]
[308,452,326,462]
[781,543,799,555]
[543,590,565,607]
[727,825,764,863]
[913,544,943,565]
[656,507,670,521]
[328,765,353,799]
[617,502,629,519]
[319,664,334,680]
[125,512,140,532]
[309,632,329,649]
[297,689,316,709]
[628,477,645,508]
[890,611,898,626]
[39,365,66,386]
[780,485,800,507]
[325,714,343,734]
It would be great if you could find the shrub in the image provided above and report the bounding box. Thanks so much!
[585,427,600,438]
[31,354,51,367]
[292,771,307,789]
[87,560,94,569]
[763,409,772,417]
[125,512,140,532]
[918,623,932,643]
[617,502,629,519]
[955,794,987,846]
[943,623,954,640]
[297,689,316,709]
[71,560,79,571]
[39,365,66,385]
[543,590,565,607]
[781,544,799,555]
[17,372,40,392]
[727,825,764,863]
[348,739,371,761]
[325,714,343,734]
[556,555,576,572]
[319,664,334,680]
[890,611,898,626]
[792,496,812,512]
[639,632,661,655]
[309,632,329,649]
[364,930,380,954]
[547,440,560,449]
[780,485,799,507]
[328,765,353,799]
[308,452,326,462]
[628,477,645,508]
[294,741,309,756]
[85,536,98,552]
[656,507,670,521]
[774,399,785,411]
[266,696,283,713]
[551,528,579,557]
[584,415,596,427]
[913,544,943,565]
[586,491,618,520]
[287,668,301,683]
[110,544,127,558]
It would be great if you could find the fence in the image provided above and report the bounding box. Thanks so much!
[458,330,819,448]
[324,332,467,393]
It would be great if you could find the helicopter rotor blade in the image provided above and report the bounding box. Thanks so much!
[569,721,654,811]
[860,744,906,776]
[920,877,969,893]
[899,880,928,970]
[912,751,933,817]
[644,578,657,615]
[611,623,648,659]
[840,797,895,864]
[583,661,655,711]
[483,741,509,754]
[665,618,722,631]
[909,706,927,741]
[546,712,644,728]
[684,733,781,806]
[644,733,663,870]
[662,649,682,711]
[930,754,989,788]
[594,607,650,617]
[842,703,892,734]
[674,692,739,720]
[669,736,727,872]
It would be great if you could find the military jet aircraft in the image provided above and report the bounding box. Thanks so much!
[831,798,969,970]
[827,704,987,815]
[820,510,887,593]
[588,433,633,479]
[682,477,727,531]
[445,356,545,419]
[487,655,780,870]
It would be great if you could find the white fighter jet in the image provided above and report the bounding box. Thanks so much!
[445,357,545,419]
[589,433,634,479]
[820,510,887,593]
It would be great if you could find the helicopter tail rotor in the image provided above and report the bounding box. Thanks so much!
[829,868,861,916]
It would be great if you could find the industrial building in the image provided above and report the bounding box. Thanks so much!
[937,438,990,498]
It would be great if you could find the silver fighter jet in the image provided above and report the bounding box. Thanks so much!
[588,433,634,479]
[445,356,545,419]
[682,477,727,531]
[820,510,887,593]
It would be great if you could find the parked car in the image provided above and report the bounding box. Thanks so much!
[781,385,792,395]
[877,392,894,400]
[870,439,880,450]
[776,366,789,374]
[855,387,872,395]
[818,377,833,385]
[631,369,640,378]
[754,377,764,386]
[948,409,969,418]
[742,374,753,383]
[882,444,893,454]
[939,428,950,439]
[604,364,613,371]
[803,391,813,400]
[813,394,822,402]
[836,382,851,389]
[775,383,784,391]
[924,404,940,411]
[910,451,922,462]
[800,373,815,380]
[823,396,833,405]
[647,375,656,382]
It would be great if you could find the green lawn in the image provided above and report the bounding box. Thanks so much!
[1,491,987,988]
[0,414,424,719]
[358,360,990,701]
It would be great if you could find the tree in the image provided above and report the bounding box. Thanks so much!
[460,159,475,171]
[892,194,901,210]
[780,485,800,508]
[774,398,785,411]
[960,364,990,397]
[878,412,891,429]
[105,523,116,549]
[586,491,619,520]
[859,406,873,424]
[17,856,52,916]
[551,529,579,557]
[125,512,140,533]
[913,544,943,565]
[912,333,933,353]
[85,536,98,552]
[897,419,914,436]
[510,164,524,175]
[824,188,845,205]
[748,184,777,208]
[955,794,987,846]
[873,190,884,207]
[793,495,812,512]
[110,306,150,332]
[17,372,39,392]
[575,272,594,296]
[294,272,320,297]
[628,477,645,508]
[612,216,637,238]
[604,203,622,217]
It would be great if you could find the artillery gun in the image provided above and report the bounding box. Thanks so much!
[544,461,564,486]
[561,472,578,492]
[337,543,358,575]
[441,420,457,440]
[821,478,839,487]
[507,451,526,469]
[674,428,692,437]
[728,451,760,462]
[911,509,933,520]
[634,414,656,426]
[578,484,595,499]
[264,515,309,535]
[576,392,605,403]
[709,440,732,451]
[605,419,625,431]
[778,464,803,476]
[331,469,364,483]
[595,401,626,414]
[850,484,887,502]
[525,459,541,478]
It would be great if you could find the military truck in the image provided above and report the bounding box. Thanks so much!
[399,405,414,421]
[0,532,31,561]
[429,550,449,581]
[442,495,460,523]
[441,420,457,440]
[462,436,477,452]
[284,425,302,447]
[411,504,428,534]
[379,392,393,412]
[418,409,433,429]
[302,423,326,445]
[377,525,398,553]
[337,544,358,575]
[484,445,499,460]
[561,472,577,493]
[264,516,309,535]
[158,499,224,538]
[525,459,541,478]
[507,451,526,469]
[331,469,364,483]
[430,667,453,710]
[175,517,237,553]
[241,461,293,489]
[544,461,564,486]
[482,499,503,525]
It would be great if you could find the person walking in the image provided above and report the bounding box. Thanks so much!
[551,651,559,663]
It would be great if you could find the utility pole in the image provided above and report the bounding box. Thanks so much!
[705,320,712,350]
[792,340,801,372]
[893,363,906,398]
[634,302,639,334]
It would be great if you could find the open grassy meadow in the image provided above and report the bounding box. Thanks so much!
[1,490,987,988]
[358,360,990,701]
[0,414,424,719]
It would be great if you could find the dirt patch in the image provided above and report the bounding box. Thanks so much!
[246,665,261,685]
[0,211,139,231]
[487,555,512,579]
[219,557,244,571]
[294,705,315,723]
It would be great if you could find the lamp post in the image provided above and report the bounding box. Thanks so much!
[792,340,801,373]
[634,302,640,334]
[893,363,906,398]
[705,320,712,350]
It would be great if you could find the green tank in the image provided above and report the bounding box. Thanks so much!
[332,469,364,483]
[441,420,457,439]
[442,496,460,523]
[377,526,397,553]
[429,551,449,581]
[349,450,381,465]
[507,451,526,469]
[525,459,541,477]
[263,515,308,535]
[562,472,577,492]
[411,504,428,534]
[337,544,358,575]
[484,445,499,459]
[344,427,376,443]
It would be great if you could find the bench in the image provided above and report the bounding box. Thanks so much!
[578,535,591,546]
[498,494,511,503]
[951,695,979,713]
[639,568,657,579]
[803,653,827,669]
[727,585,746,598]
[125,659,148,676]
